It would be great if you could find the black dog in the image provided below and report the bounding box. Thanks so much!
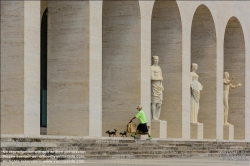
[119,131,127,137]
[106,129,117,137]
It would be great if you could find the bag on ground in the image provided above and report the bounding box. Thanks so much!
[127,123,137,133]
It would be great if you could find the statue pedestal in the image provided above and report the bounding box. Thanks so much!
[151,120,167,138]
[191,123,203,139]
[223,124,234,140]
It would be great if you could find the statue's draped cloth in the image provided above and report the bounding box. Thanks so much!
[151,81,164,104]
[190,72,203,123]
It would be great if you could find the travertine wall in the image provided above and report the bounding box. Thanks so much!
[47,1,90,136]
[224,17,245,140]
[102,1,141,135]
[191,5,217,139]
[1,1,25,134]
[151,1,182,138]
[1,1,40,135]
[177,1,250,140]
[1,0,250,141]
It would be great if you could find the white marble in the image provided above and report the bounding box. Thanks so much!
[223,72,242,125]
[151,56,164,121]
[190,63,203,124]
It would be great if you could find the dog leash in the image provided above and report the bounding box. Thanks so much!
[117,123,129,131]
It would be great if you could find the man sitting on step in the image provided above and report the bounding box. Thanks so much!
[129,105,152,140]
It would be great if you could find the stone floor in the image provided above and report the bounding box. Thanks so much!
[2,157,250,166]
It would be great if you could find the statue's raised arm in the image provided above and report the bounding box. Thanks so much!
[223,72,242,125]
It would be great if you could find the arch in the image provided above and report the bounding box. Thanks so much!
[224,17,245,140]
[151,0,182,138]
[102,1,141,136]
[191,5,217,139]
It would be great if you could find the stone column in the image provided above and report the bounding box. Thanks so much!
[139,1,154,131]
[181,25,191,139]
[89,1,102,137]
[245,16,250,141]
[47,1,102,137]
[1,1,40,135]
[215,29,224,140]
[176,1,193,139]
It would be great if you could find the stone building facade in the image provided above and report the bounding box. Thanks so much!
[1,0,250,141]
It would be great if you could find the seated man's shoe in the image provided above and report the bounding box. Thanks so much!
[131,134,137,138]
[146,136,152,140]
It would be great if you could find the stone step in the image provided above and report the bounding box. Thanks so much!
[0,138,134,143]
[2,140,248,146]
[1,146,248,153]
[1,137,250,162]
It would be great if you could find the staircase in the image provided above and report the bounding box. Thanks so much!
[1,136,250,162]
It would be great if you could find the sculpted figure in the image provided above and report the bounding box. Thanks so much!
[190,63,203,123]
[223,72,242,125]
[151,56,164,120]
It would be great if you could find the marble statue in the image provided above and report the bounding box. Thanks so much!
[223,72,242,125]
[151,56,164,120]
[190,63,203,124]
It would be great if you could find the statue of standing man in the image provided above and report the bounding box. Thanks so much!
[223,72,242,125]
[151,56,164,120]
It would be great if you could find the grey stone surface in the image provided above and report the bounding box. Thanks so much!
[1,157,250,166]
[1,137,250,162]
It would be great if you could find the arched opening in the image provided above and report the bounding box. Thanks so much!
[151,0,182,138]
[224,17,245,140]
[191,5,217,139]
[40,1,48,135]
[40,7,48,129]
[102,1,141,136]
